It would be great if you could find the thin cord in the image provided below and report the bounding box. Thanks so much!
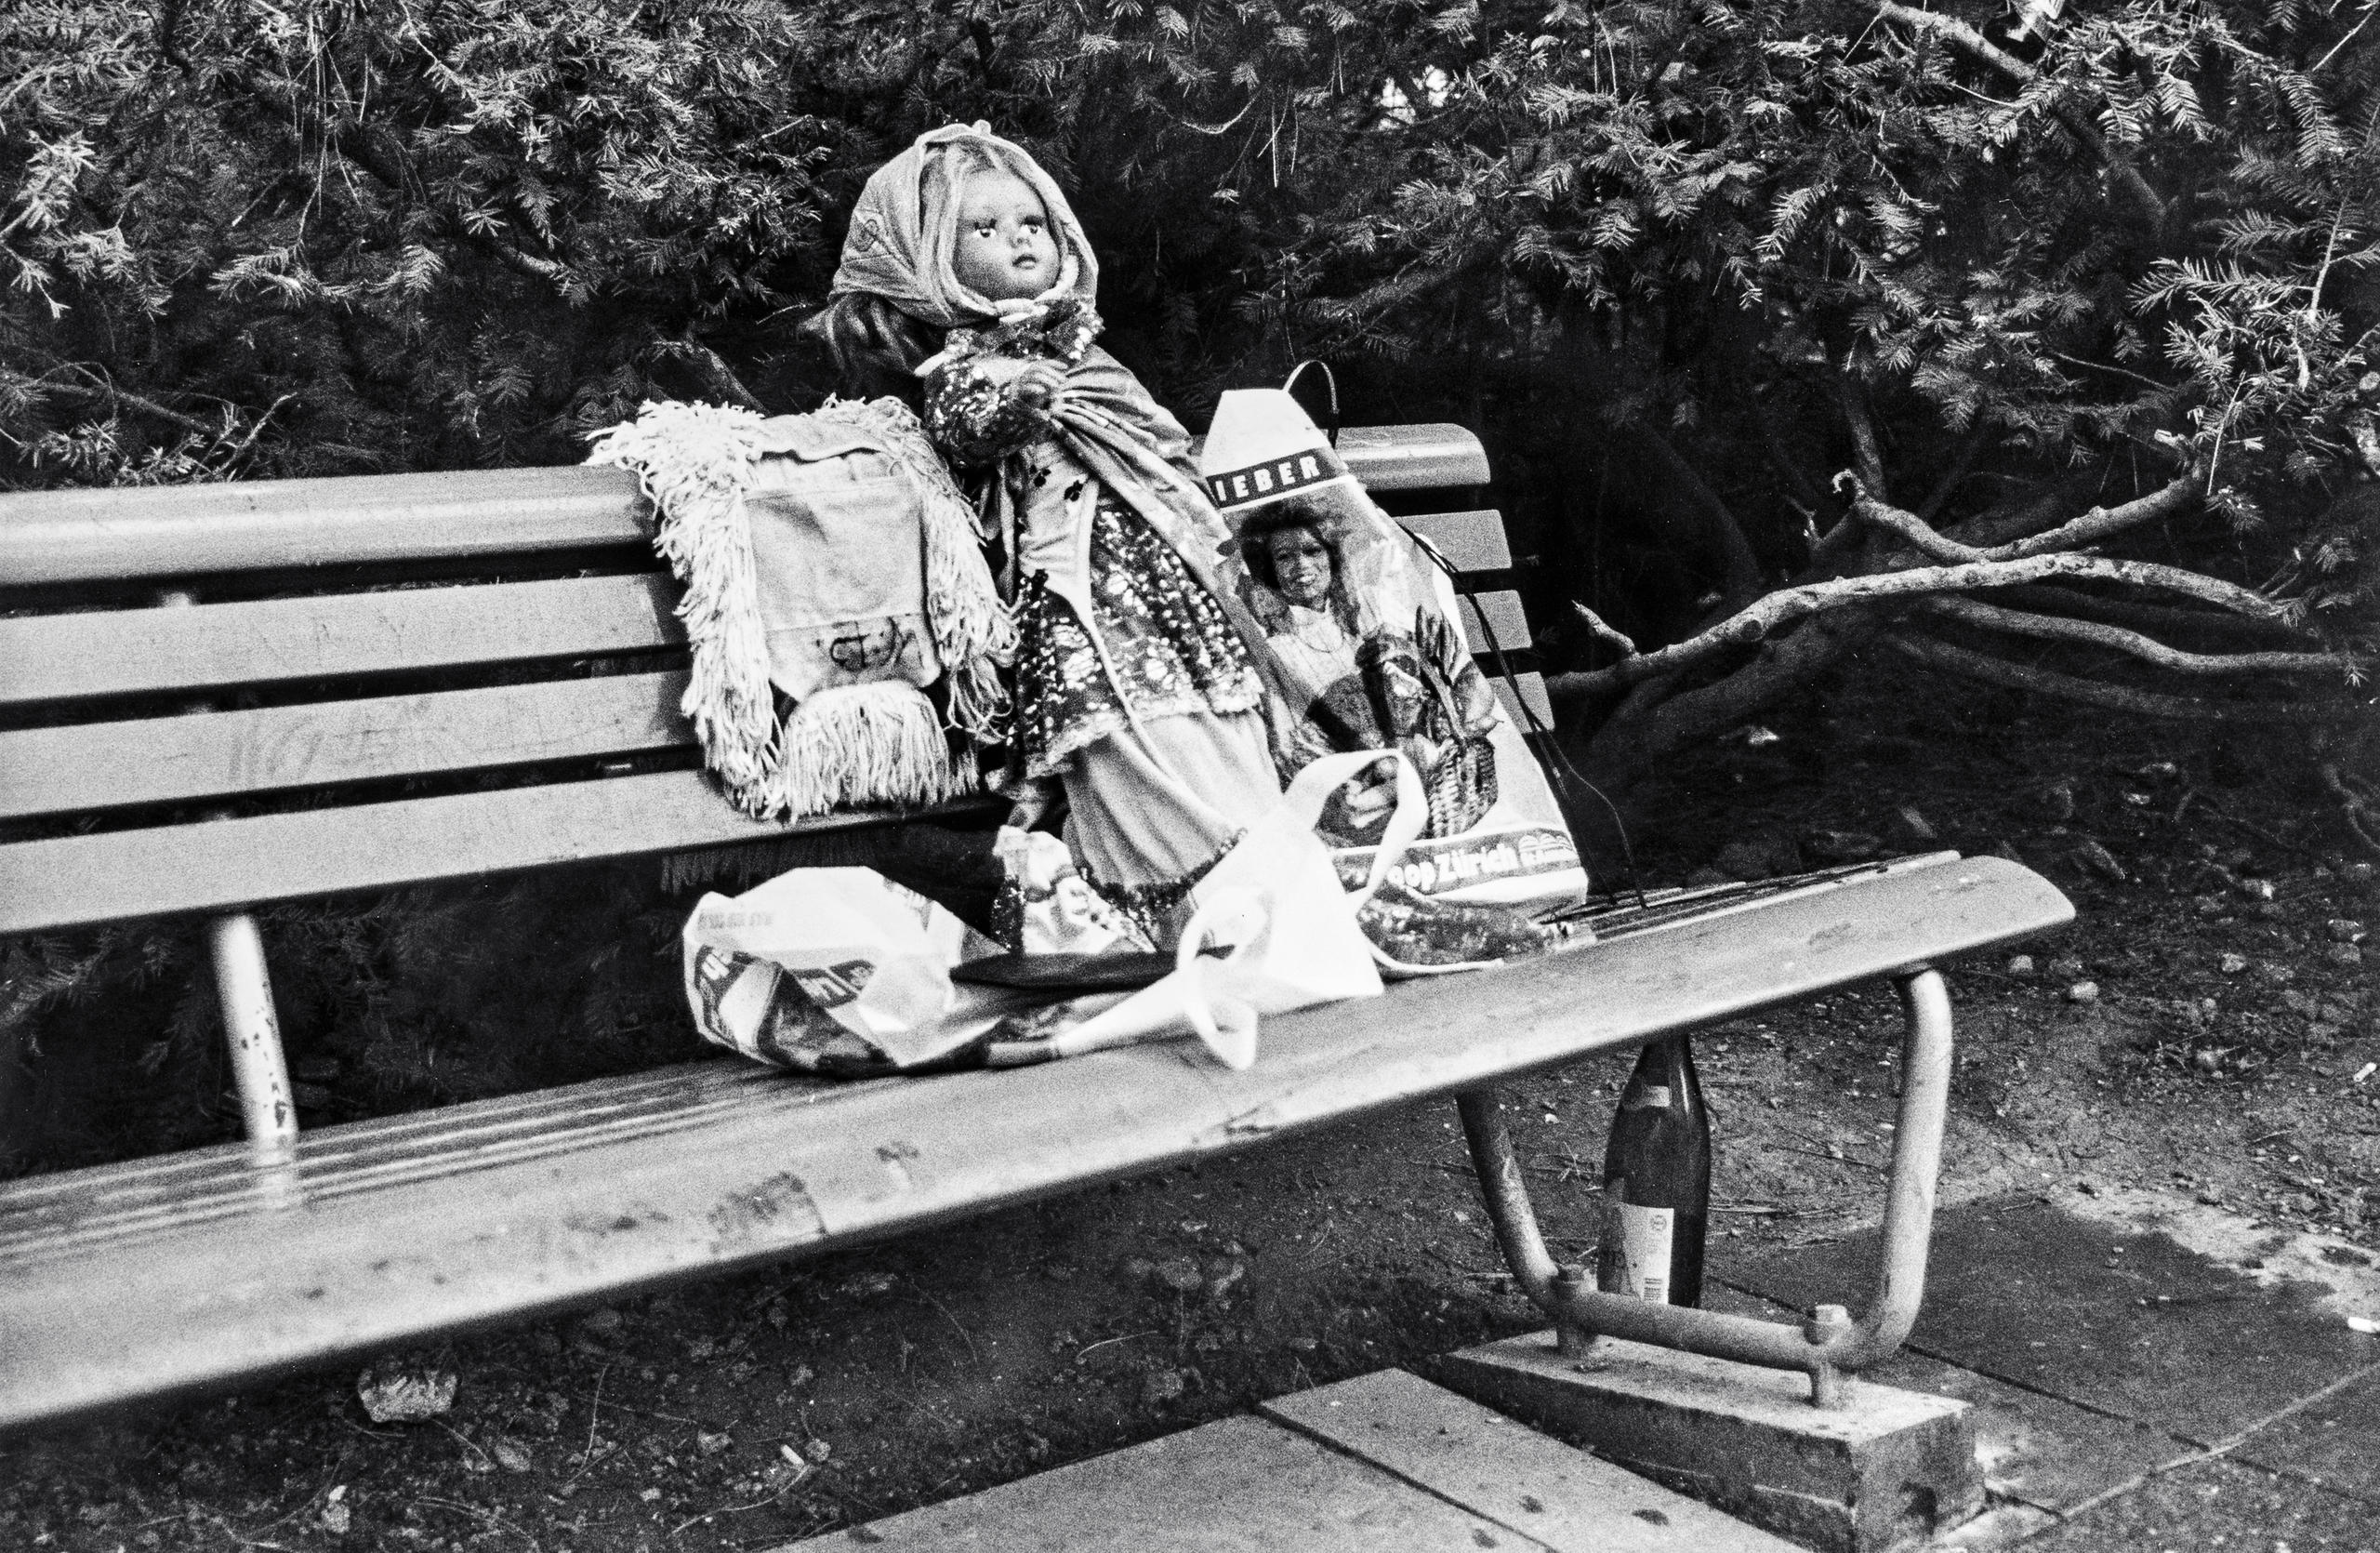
[1408,525,1647,907]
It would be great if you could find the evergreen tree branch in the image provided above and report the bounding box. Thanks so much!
[1877,2,2165,230]
[33,375,214,437]
[1886,633,2363,723]
[1920,595,2360,677]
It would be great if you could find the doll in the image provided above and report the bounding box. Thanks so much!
[805,126,1285,943]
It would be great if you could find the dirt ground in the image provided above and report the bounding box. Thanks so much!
[4,669,2375,1552]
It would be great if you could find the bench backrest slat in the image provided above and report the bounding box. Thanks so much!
[6,515,1499,709]
[0,424,1526,934]
[0,427,1488,587]
[1492,671,1554,729]
[1399,509,1510,572]
[0,671,692,820]
[0,769,932,936]
[0,575,682,706]
[1454,590,1530,653]
[0,467,640,587]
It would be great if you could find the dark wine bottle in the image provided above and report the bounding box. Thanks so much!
[1596,1033,1712,1307]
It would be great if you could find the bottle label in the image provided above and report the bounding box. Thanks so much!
[1599,1199,1674,1304]
[1620,1082,1673,1110]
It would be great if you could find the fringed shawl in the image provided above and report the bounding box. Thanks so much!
[588,397,1013,820]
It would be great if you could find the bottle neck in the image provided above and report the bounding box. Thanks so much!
[1622,1033,1700,1111]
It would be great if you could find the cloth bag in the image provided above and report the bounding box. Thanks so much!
[588,398,1012,820]
[1197,387,1588,908]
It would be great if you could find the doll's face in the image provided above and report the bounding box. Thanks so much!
[952,170,1059,302]
[1264,524,1336,611]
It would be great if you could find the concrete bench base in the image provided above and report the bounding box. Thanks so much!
[1440,1331,1984,1553]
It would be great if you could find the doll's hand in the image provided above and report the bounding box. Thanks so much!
[1004,776,1067,831]
[1009,360,1066,412]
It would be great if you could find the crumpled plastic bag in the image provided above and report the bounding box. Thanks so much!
[682,868,1027,1075]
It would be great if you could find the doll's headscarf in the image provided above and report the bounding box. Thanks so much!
[830,123,1099,329]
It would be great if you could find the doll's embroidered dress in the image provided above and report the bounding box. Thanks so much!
[923,302,1261,779]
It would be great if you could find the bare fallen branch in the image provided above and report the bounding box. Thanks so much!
[1751,394,1830,517]
[1887,633,2363,724]
[1635,427,1768,606]
[1834,370,1889,500]
[670,341,763,411]
[2352,417,2380,480]
[1922,596,2362,678]
[1942,484,2075,552]
[2320,763,2380,857]
[1846,471,2201,564]
[1550,548,2286,701]
[1570,602,1638,657]
[1917,422,1990,523]
[1981,583,2313,644]
[1878,2,2165,229]
[1995,474,2202,559]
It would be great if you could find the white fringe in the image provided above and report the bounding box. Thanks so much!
[587,402,780,814]
[589,398,1009,821]
[775,682,976,816]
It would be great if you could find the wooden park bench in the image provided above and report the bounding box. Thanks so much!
[0,423,2071,1436]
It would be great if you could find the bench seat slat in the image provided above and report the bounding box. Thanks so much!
[0,575,685,706]
[0,770,998,935]
[0,671,695,819]
[0,855,2071,1432]
[0,428,1488,586]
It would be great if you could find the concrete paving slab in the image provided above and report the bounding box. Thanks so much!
[1705,1281,2187,1513]
[789,1413,1540,1551]
[2020,1457,2380,1552]
[2232,1363,2380,1506]
[1263,1368,1798,1553]
[1718,1189,2380,1445]
[1858,1349,2184,1514]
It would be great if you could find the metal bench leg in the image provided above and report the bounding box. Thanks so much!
[211,913,298,1161]
[153,591,300,1165]
[1458,966,1954,1406]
